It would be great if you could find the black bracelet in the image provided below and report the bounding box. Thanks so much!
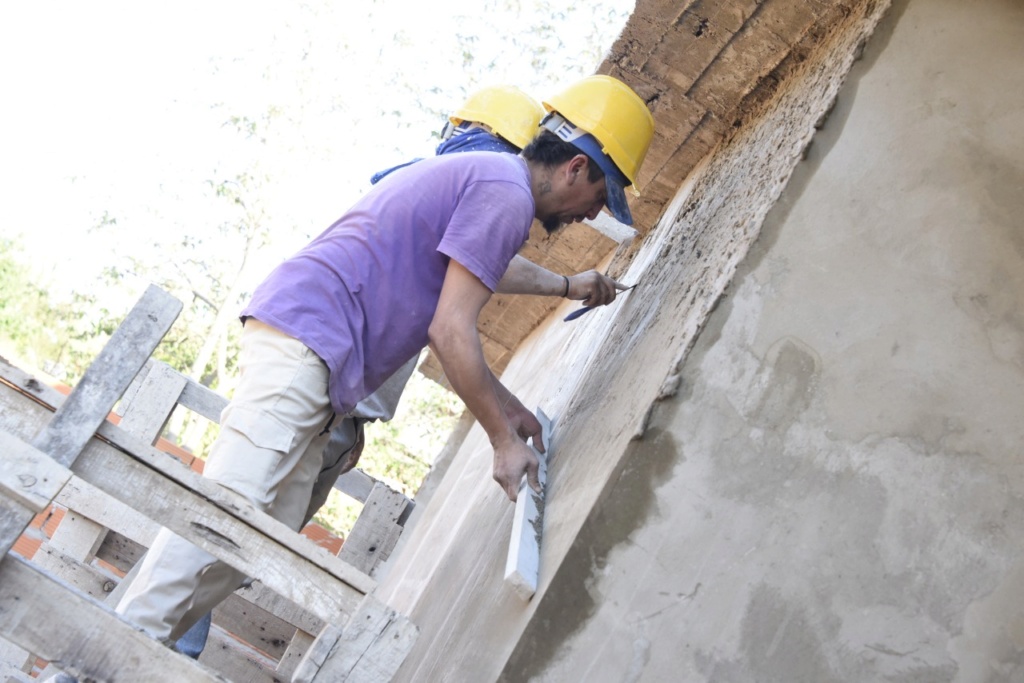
[562,275,570,298]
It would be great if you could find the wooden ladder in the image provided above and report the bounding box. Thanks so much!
[0,285,417,682]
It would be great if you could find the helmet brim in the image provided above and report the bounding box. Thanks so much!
[563,126,634,226]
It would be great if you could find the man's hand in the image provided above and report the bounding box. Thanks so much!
[567,270,629,307]
[499,391,546,455]
[492,434,541,502]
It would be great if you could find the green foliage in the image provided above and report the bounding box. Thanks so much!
[312,490,361,537]
[0,238,49,350]
[360,370,465,496]
[0,237,120,384]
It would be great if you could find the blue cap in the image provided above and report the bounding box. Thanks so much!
[541,113,633,225]
[436,125,521,155]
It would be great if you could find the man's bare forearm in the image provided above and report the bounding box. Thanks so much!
[496,255,624,306]
[495,255,565,296]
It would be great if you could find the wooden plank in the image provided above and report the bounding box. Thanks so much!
[1,419,363,646]
[276,630,315,679]
[0,430,71,514]
[4,357,384,595]
[3,354,381,516]
[177,373,229,423]
[0,635,32,675]
[340,611,418,683]
[27,543,114,601]
[211,591,296,660]
[0,555,225,682]
[31,284,181,468]
[56,476,160,547]
[95,528,146,574]
[71,437,370,624]
[118,361,188,444]
[122,359,227,424]
[291,624,340,683]
[1,662,34,683]
[0,355,61,557]
[94,529,327,637]
[294,595,418,683]
[0,386,376,613]
[333,468,376,503]
[0,498,32,559]
[117,358,153,416]
[47,510,107,562]
[0,430,72,556]
[504,409,553,600]
[92,423,376,594]
[234,581,325,636]
[338,483,409,575]
[0,356,66,407]
[198,625,281,683]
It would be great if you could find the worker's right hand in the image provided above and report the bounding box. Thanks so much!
[567,270,628,307]
[492,434,540,503]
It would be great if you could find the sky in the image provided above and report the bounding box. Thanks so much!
[1,0,634,301]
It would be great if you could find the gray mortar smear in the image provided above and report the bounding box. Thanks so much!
[530,485,546,547]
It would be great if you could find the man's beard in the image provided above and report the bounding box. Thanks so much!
[541,215,562,233]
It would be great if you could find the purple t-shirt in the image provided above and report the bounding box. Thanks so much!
[242,152,534,414]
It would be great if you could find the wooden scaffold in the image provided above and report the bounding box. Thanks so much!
[0,285,418,682]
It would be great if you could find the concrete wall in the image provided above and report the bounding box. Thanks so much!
[380,0,1024,680]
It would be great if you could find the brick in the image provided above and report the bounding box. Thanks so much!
[648,89,705,145]
[656,122,721,188]
[638,93,705,187]
[611,0,701,68]
[752,0,830,45]
[689,26,791,118]
[631,198,671,238]
[579,236,619,271]
[477,295,512,336]
[516,242,564,274]
[642,175,682,210]
[540,222,607,269]
[647,16,732,91]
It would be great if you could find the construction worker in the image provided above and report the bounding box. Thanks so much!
[52,74,654,677]
[167,83,631,664]
[283,80,635,527]
[371,84,544,183]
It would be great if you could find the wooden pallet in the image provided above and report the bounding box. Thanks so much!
[0,285,417,682]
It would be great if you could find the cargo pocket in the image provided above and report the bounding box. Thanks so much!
[222,404,296,453]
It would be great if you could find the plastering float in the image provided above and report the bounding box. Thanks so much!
[504,408,551,600]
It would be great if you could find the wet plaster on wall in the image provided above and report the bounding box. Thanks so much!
[388,4,899,682]
[488,3,898,682]
[499,425,681,683]
[751,0,1024,475]
[506,0,1024,681]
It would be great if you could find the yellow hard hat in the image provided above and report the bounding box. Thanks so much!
[542,75,654,189]
[449,85,545,151]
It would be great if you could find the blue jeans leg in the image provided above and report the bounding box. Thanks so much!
[174,611,212,659]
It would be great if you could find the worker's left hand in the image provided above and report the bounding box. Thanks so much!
[502,394,545,454]
[493,437,540,502]
[567,270,629,307]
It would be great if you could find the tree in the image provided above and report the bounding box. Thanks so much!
[0,237,122,384]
